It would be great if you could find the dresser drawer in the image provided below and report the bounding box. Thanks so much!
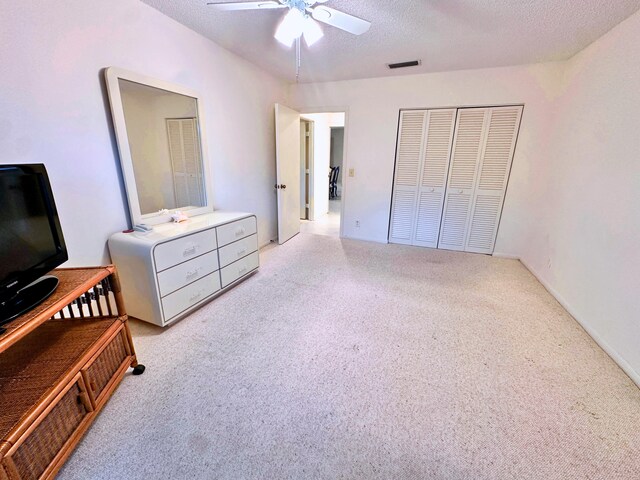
[220,251,259,288]
[157,250,219,297]
[161,272,221,321]
[218,234,258,268]
[154,228,217,272]
[216,216,257,248]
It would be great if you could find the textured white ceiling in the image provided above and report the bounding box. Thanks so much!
[140,0,640,83]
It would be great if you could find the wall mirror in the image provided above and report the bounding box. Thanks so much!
[104,67,213,226]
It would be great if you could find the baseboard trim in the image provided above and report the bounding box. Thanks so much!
[341,234,388,244]
[492,252,520,259]
[519,257,640,388]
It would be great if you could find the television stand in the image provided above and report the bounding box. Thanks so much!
[0,275,60,327]
[0,266,143,480]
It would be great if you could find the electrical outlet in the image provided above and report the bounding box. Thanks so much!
[355,220,360,228]
[349,168,355,177]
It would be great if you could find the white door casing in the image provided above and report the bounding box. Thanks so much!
[275,104,301,244]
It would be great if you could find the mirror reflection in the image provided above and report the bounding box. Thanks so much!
[118,79,206,215]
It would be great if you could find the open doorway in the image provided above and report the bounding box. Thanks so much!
[299,112,345,237]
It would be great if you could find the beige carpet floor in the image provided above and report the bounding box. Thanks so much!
[59,233,640,480]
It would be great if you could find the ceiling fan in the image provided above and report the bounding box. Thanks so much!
[206,0,371,47]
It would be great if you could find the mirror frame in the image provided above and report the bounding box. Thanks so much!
[104,67,214,226]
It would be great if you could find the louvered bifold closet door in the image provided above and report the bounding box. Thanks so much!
[167,118,204,208]
[413,109,457,247]
[438,108,488,251]
[389,111,426,244]
[465,106,523,253]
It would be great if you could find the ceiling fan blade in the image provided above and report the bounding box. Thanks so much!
[207,1,286,11]
[310,6,371,35]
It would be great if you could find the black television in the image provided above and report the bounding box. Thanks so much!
[0,164,68,326]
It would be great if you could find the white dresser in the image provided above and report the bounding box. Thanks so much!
[108,212,259,327]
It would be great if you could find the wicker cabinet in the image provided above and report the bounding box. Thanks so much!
[0,267,143,480]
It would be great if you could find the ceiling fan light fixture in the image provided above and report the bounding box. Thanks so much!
[274,8,304,47]
[302,15,323,47]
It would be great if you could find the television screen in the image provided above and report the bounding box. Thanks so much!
[0,165,67,319]
[0,172,61,279]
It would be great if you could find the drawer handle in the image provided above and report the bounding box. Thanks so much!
[183,244,199,257]
[90,381,97,392]
[189,291,204,303]
[77,392,93,411]
[237,249,246,257]
[238,266,247,275]
[185,268,201,281]
[235,227,245,237]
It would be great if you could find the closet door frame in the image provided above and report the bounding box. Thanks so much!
[389,104,524,254]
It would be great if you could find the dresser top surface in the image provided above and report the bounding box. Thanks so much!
[110,211,255,245]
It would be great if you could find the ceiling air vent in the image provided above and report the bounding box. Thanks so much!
[387,60,421,70]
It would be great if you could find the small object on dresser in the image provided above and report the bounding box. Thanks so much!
[171,211,189,223]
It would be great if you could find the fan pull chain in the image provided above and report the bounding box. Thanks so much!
[295,36,301,83]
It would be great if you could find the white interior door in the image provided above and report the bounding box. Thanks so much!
[275,104,301,244]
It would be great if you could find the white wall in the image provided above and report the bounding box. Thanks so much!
[290,64,563,244]
[516,10,640,384]
[0,0,287,265]
[290,9,640,384]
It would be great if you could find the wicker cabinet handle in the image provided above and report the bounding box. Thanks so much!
[77,391,93,412]
[90,381,97,392]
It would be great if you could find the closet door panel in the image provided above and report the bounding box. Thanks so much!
[389,111,426,244]
[438,108,488,251]
[414,109,456,247]
[466,106,523,253]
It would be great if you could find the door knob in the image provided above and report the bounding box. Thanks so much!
[280,184,287,190]
[274,184,280,189]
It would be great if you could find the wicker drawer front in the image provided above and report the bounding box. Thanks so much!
[85,330,130,406]
[8,378,91,480]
